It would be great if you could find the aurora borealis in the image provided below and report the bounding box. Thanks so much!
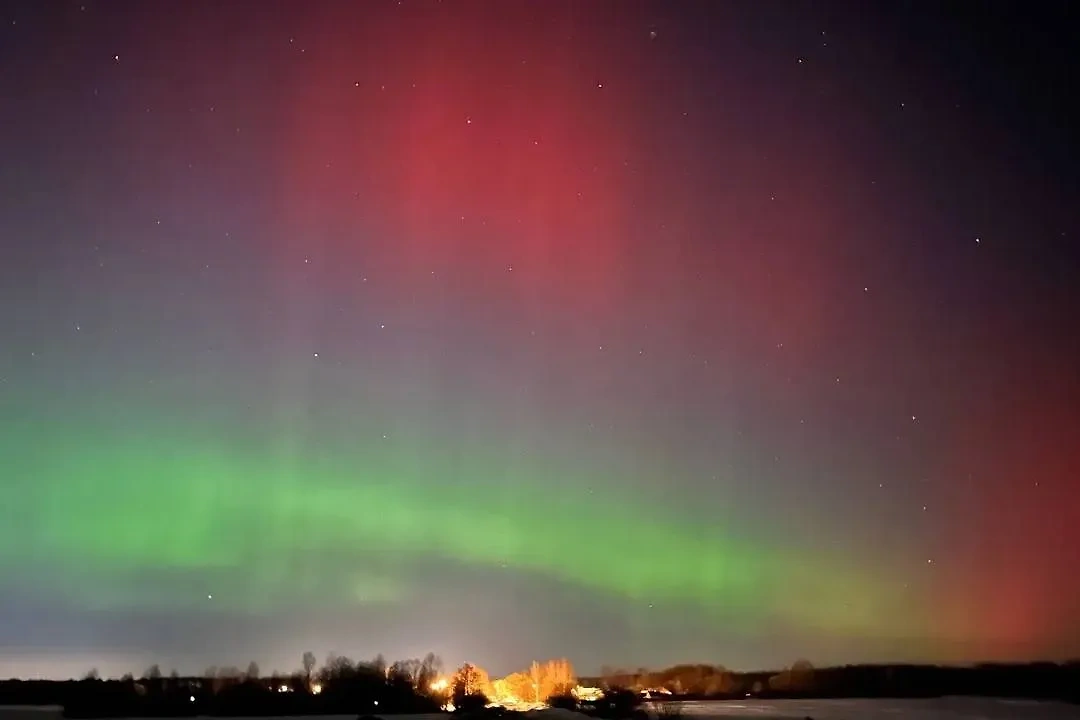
[1,1,1078,680]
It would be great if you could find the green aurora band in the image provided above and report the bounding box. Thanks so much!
[2,406,919,643]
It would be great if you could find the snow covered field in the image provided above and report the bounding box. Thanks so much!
[670,698,1080,720]
[5,701,1080,720]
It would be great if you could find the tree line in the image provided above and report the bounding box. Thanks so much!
[0,652,447,718]
[588,659,1080,704]
[0,652,581,717]
[592,658,816,696]
[0,656,1077,716]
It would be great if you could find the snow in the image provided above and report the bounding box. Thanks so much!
[671,698,1080,720]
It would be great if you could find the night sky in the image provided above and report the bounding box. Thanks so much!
[1,1,1078,680]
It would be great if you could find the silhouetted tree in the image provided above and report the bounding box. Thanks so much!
[418,652,441,691]
[247,661,260,680]
[82,668,99,681]
[10,658,1080,716]
[302,651,317,687]
[769,659,815,693]
[651,663,732,695]
[318,653,357,684]
[143,664,162,681]
[388,659,422,689]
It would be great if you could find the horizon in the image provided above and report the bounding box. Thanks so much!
[3,654,1080,684]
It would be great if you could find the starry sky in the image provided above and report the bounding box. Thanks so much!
[1,1,1078,680]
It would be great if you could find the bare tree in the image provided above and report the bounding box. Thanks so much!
[302,651,317,687]
[389,659,421,687]
[418,652,441,690]
[529,661,542,703]
[452,662,491,699]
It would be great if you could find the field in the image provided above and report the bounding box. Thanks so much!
[671,698,1080,719]
[5,700,1080,720]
